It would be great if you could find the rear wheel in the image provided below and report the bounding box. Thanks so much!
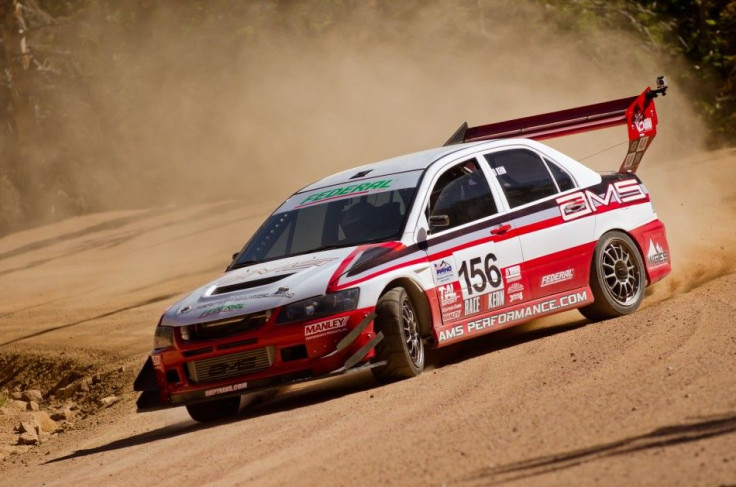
[371,287,425,383]
[580,231,646,321]
[186,396,240,422]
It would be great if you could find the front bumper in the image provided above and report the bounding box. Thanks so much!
[134,309,380,411]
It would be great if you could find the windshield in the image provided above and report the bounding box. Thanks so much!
[233,172,421,267]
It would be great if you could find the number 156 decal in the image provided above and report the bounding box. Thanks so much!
[458,253,502,296]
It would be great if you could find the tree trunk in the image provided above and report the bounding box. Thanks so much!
[0,0,33,231]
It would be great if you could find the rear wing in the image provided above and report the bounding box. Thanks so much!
[444,76,668,174]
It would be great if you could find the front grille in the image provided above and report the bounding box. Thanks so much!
[180,311,269,342]
[186,347,275,384]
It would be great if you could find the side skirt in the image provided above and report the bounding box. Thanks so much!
[434,286,593,347]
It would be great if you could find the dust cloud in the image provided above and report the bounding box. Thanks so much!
[17,1,736,296]
[32,2,697,207]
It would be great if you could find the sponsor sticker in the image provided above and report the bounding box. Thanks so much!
[304,317,349,340]
[299,180,393,206]
[205,381,248,397]
[438,290,590,343]
[270,259,336,272]
[504,265,521,283]
[199,303,245,318]
[442,310,462,321]
[487,289,505,310]
[439,324,464,342]
[556,181,647,222]
[508,282,524,293]
[488,291,587,327]
[509,292,524,303]
[541,269,574,287]
[438,283,460,307]
[433,260,455,284]
[647,239,669,267]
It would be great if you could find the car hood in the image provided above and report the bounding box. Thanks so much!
[161,248,357,327]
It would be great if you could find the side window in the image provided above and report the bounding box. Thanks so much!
[546,158,576,192]
[427,159,497,233]
[484,149,557,208]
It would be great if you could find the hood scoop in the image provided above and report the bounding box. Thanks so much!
[212,273,294,296]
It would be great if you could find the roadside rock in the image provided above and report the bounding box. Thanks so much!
[99,395,120,407]
[21,390,43,403]
[33,411,59,433]
[17,432,39,445]
[54,384,79,400]
[50,408,74,422]
[8,400,28,410]
[26,401,39,411]
[10,391,22,400]
[18,421,38,435]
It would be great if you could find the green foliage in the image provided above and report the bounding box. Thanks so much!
[538,0,736,143]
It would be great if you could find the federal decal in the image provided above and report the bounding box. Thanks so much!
[541,269,574,287]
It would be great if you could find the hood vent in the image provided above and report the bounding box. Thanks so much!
[212,273,294,295]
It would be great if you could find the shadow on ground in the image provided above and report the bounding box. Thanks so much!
[452,413,736,485]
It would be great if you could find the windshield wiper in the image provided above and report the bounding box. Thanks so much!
[229,260,260,270]
[306,245,346,253]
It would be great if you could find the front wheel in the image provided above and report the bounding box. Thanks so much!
[371,287,425,383]
[186,396,240,422]
[580,231,646,321]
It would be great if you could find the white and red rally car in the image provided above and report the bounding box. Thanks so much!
[135,78,672,422]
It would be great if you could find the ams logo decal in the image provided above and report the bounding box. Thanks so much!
[556,181,646,222]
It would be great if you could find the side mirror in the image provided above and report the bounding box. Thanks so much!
[226,252,240,272]
[428,215,450,229]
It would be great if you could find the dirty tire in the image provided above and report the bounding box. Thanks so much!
[371,287,425,383]
[580,231,646,321]
[186,396,240,422]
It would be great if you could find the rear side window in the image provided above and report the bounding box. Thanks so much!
[484,149,557,208]
[546,158,576,192]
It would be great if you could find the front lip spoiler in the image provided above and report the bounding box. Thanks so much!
[135,319,383,412]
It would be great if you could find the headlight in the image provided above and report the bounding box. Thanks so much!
[154,325,174,350]
[276,288,360,325]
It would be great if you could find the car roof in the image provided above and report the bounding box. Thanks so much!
[296,144,473,193]
[297,138,600,193]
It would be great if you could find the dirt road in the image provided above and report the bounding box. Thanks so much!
[1,150,735,485]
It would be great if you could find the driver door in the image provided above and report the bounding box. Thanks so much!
[423,157,524,343]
